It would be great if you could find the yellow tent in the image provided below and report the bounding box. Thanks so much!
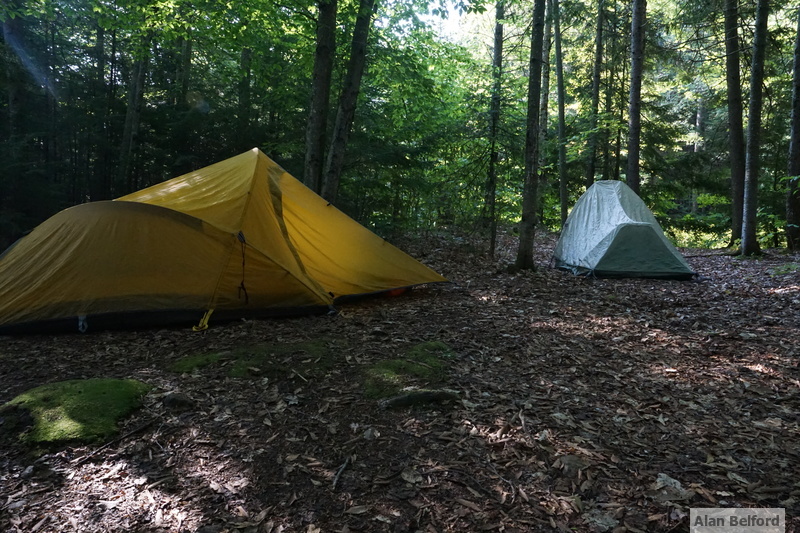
[0,149,446,332]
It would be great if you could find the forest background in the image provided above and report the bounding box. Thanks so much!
[1,0,800,257]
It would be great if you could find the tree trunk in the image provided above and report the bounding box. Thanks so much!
[538,1,551,173]
[322,0,377,204]
[626,0,646,196]
[553,0,568,226]
[176,36,192,106]
[486,0,504,258]
[536,0,552,225]
[514,0,547,271]
[237,47,252,152]
[740,0,769,256]
[118,51,148,194]
[601,54,614,180]
[787,7,800,251]
[88,23,108,201]
[585,0,604,187]
[2,9,24,145]
[304,0,337,194]
[724,0,746,246]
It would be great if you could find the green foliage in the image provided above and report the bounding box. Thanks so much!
[1,0,798,251]
[1,379,150,444]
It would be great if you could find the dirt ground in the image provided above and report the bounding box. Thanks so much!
[1,232,799,533]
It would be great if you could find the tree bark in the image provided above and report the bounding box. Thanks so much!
[553,0,568,226]
[486,0,504,258]
[536,0,551,225]
[585,0,604,187]
[626,0,646,196]
[322,0,377,204]
[237,47,252,152]
[514,0,547,271]
[724,0,746,246]
[538,1,551,173]
[787,7,800,251]
[304,0,337,194]
[2,8,24,144]
[118,50,148,194]
[740,0,769,256]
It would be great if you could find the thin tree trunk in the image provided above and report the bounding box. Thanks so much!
[538,1,552,172]
[514,0,547,271]
[725,0,746,246]
[614,35,627,181]
[601,55,614,180]
[553,0,568,226]
[786,6,800,251]
[322,0,377,203]
[304,0,337,194]
[740,0,769,256]
[118,51,148,194]
[237,47,252,152]
[172,35,194,175]
[626,0,646,196]
[585,0,604,187]
[536,0,552,225]
[2,10,24,145]
[486,0,504,258]
[88,23,108,201]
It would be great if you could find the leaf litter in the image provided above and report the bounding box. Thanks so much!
[0,231,798,532]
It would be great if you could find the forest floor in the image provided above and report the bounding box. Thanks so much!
[1,231,799,533]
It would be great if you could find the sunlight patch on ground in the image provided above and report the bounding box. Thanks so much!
[767,285,799,294]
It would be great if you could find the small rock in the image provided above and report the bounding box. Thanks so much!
[21,466,34,479]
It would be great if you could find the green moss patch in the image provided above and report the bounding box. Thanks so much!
[364,341,453,399]
[1,378,151,444]
[169,351,224,373]
[171,339,335,379]
[770,262,800,276]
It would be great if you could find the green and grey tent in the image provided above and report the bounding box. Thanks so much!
[553,180,695,280]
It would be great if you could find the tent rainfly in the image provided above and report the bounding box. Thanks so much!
[0,148,447,332]
[552,180,695,280]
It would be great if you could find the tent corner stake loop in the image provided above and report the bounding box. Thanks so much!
[193,309,214,331]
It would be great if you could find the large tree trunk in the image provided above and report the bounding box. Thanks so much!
[626,0,646,196]
[553,0,568,226]
[486,0,504,258]
[321,0,377,203]
[514,0,547,271]
[585,0,604,187]
[724,0,746,246]
[740,0,769,256]
[787,7,800,251]
[304,0,337,194]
